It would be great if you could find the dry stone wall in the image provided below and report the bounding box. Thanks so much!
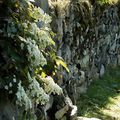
[2,1,118,120]
[49,0,120,103]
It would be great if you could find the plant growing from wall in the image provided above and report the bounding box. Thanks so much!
[0,0,64,118]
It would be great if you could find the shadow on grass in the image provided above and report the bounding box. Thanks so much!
[77,67,120,120]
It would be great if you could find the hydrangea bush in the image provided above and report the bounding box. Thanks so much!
[0,0,62,112]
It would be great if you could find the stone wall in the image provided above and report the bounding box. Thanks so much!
[49,0,120,104]
[1,1,120,120]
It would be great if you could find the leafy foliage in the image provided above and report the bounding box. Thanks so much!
[0,0,63,113]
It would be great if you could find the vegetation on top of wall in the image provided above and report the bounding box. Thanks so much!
[49,0,70,17]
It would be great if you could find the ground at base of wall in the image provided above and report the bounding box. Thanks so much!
[77,67,120,120]
[77,117,101,120]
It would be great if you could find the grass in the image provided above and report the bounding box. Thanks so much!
[77,67,120,120]
[97,0,119,4]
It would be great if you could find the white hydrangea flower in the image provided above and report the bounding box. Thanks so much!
[26,38,47,66]
[38,30,55,48]
[27,77,49,105]
[29,23,54,48]
[9,82,12,87]
[13,78,16,83]
[29,0,35,2]
[4,85,9,90]
[9,90,13,94]
[21,43,24,49]
[42,76,63,95]
[16,82,32,110]
[37,7,51,25]
[43,13,52,24]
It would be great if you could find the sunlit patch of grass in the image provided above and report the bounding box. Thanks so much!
[97,0,119,5]
[77,67,120,120]
[102,96,120,119]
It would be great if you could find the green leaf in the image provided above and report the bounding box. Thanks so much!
[41,71,47,78]
[55,58,69,73]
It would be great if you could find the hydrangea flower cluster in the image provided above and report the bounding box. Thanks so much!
[15,74,62,110]
[16,79,49,110]
[16,82,32,110]
[41,76,63,95]
[27,78,49,105]
[26,38,47,67]
[27,73,49,105]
